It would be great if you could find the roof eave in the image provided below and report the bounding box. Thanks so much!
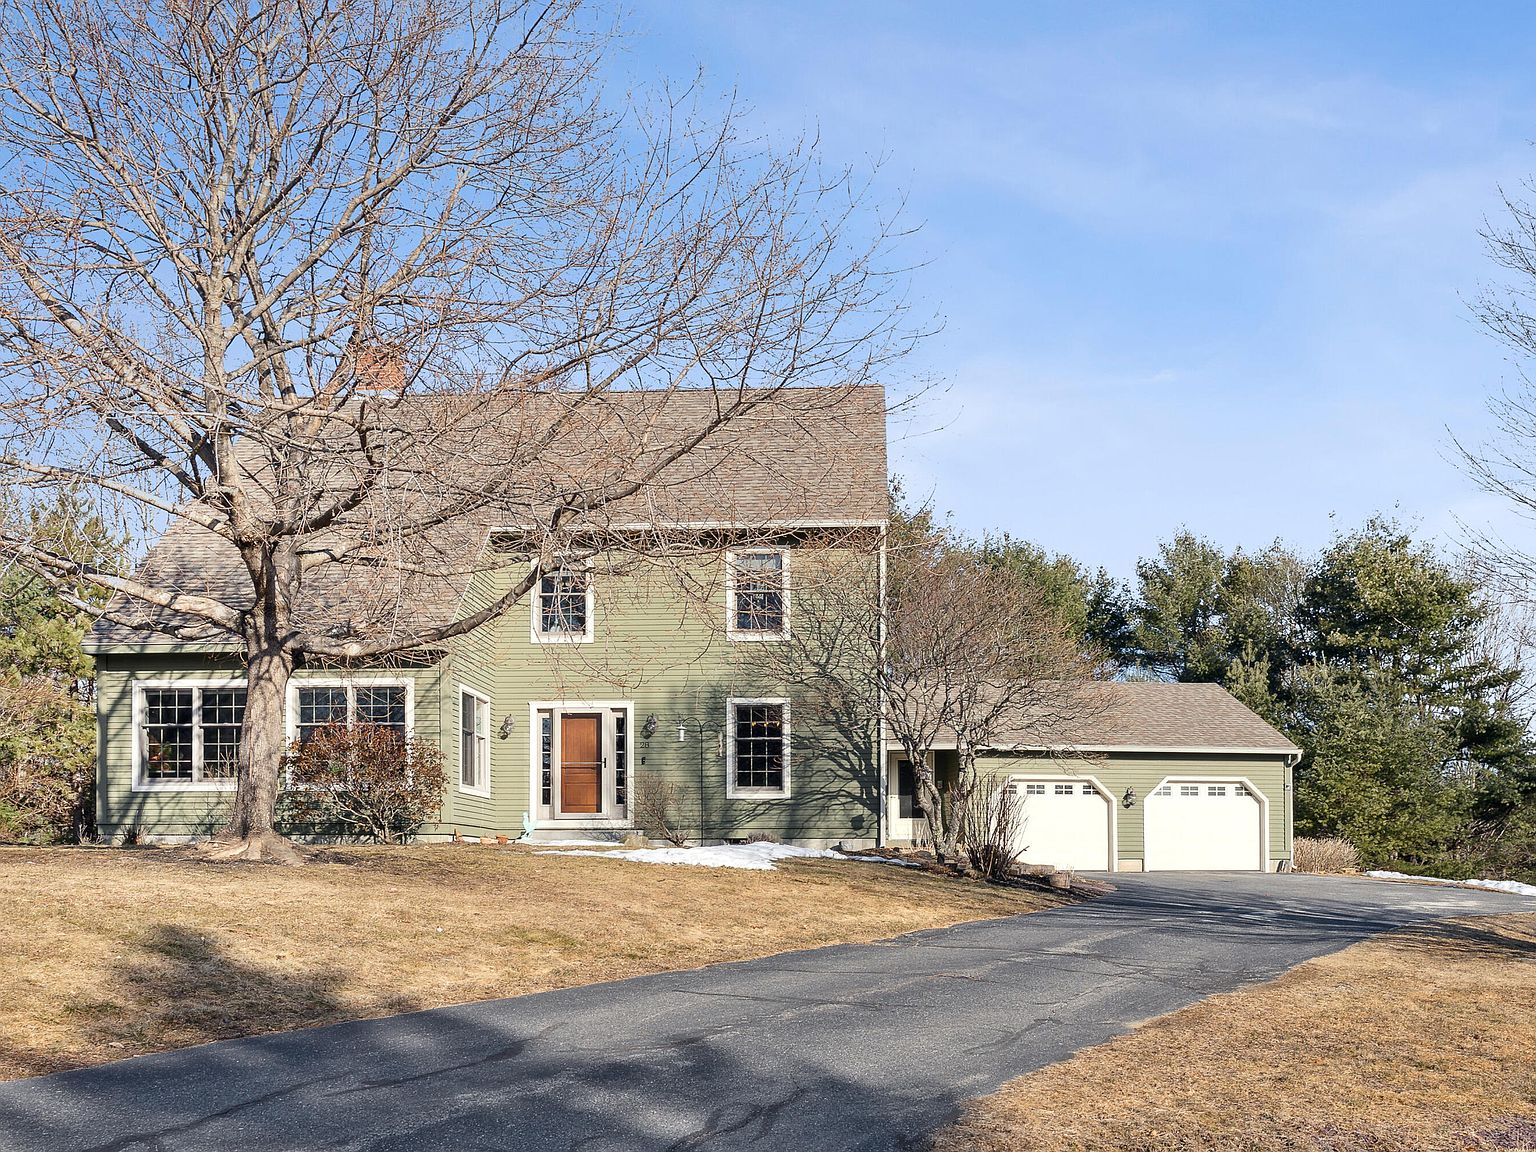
[884,739,1301,757]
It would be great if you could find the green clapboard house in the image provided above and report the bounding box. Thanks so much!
[85,382,1297,867]
[85,385,891,849]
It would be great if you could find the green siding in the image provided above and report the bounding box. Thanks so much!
[974,750,1294,867]
[446,546,880,844]
[94,541,882,846]
[95,652,446,840]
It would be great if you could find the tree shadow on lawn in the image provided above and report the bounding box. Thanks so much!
[3,923,419,1082]
[1386,915,1536,962]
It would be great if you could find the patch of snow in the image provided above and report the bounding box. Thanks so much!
[1365,870,1536,898]
[521,838,626,847]
[833,853,926,869]
[541,842,841,870]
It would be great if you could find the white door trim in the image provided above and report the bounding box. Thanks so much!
[526,700,635,828]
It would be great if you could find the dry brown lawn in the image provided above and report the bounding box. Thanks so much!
[0,843,1064,1082]
[934,913,1536,1152]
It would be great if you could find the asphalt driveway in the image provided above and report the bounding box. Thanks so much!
[1,872,1529,1152]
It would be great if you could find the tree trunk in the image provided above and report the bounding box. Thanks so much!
[208,623,303,864]
[913,757,952,863]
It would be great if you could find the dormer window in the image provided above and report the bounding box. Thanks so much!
[532,568,593,643]
[727,549,788,640]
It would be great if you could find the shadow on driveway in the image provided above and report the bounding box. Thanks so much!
[0,871,1528,1152]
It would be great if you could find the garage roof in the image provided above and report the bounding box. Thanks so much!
[891,681,1300,756]
[1063,682,1300,755]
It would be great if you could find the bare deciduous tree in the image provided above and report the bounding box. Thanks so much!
[0,0,914,860]
[750,496,1106,866]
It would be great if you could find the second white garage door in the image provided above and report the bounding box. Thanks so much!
[1010,779,1113,872]
[1143,780,1264,871]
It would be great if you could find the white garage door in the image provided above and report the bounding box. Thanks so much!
[1144,780,1264,871]
[1009,780,1112,872]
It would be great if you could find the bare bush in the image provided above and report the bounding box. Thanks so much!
[962,782,1026,882]
[1292,836,1361,874]
[632,775,689,847]
[281,724,445,845]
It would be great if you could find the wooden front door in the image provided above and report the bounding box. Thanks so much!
[560,713,602,814]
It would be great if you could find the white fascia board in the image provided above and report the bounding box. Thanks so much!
[884,739,1301,758]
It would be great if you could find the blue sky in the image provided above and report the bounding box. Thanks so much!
[617,1,1536,580]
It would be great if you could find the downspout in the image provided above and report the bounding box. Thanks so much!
[876,524,888,848]
[1283,750,1299,870]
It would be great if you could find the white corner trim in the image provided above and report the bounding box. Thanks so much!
[529,567,595,645]
[456,684,493,798]
[724,547,791,642]
[725,696,792,800]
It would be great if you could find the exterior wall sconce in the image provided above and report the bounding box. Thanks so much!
[642,713,658,739]
[1122,787,1136,809]
[497,714,515,740]
[677,722,688,742]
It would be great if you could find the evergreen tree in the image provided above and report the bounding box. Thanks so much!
[0,491,124,842]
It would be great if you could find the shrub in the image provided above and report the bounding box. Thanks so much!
[962,781,1026,881]
[280,723,445,844]
[1291,836,1361,874]
[632,775,689,846]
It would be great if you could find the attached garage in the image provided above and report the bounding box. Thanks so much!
[885,682,1299,873]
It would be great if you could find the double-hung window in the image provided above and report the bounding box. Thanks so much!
[293,682,410,744]
[459,688,491,795]
[136,684,246,788]
[533,568,592,642]
[727,549,788,639]
[726,698,790,798]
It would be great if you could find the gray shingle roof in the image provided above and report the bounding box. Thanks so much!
[1021,682,1299,755]
[86,385,887,652]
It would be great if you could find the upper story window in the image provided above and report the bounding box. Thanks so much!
[727,549,788,640]
[533,568,593,643]
[726,698,790,798]
[135,683,245,789]
[459,687,490,796]
[293,682,409,745]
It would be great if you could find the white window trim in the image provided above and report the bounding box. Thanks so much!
[725,548,790,642]
[725,696,792,799]
[529,566,595,645]
[457,684,492,798]
[525,700,635,827]
[130,677,249,792]
[284,676,416,745]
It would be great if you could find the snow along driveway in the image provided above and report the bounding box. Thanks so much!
[1,872,1529,1152]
